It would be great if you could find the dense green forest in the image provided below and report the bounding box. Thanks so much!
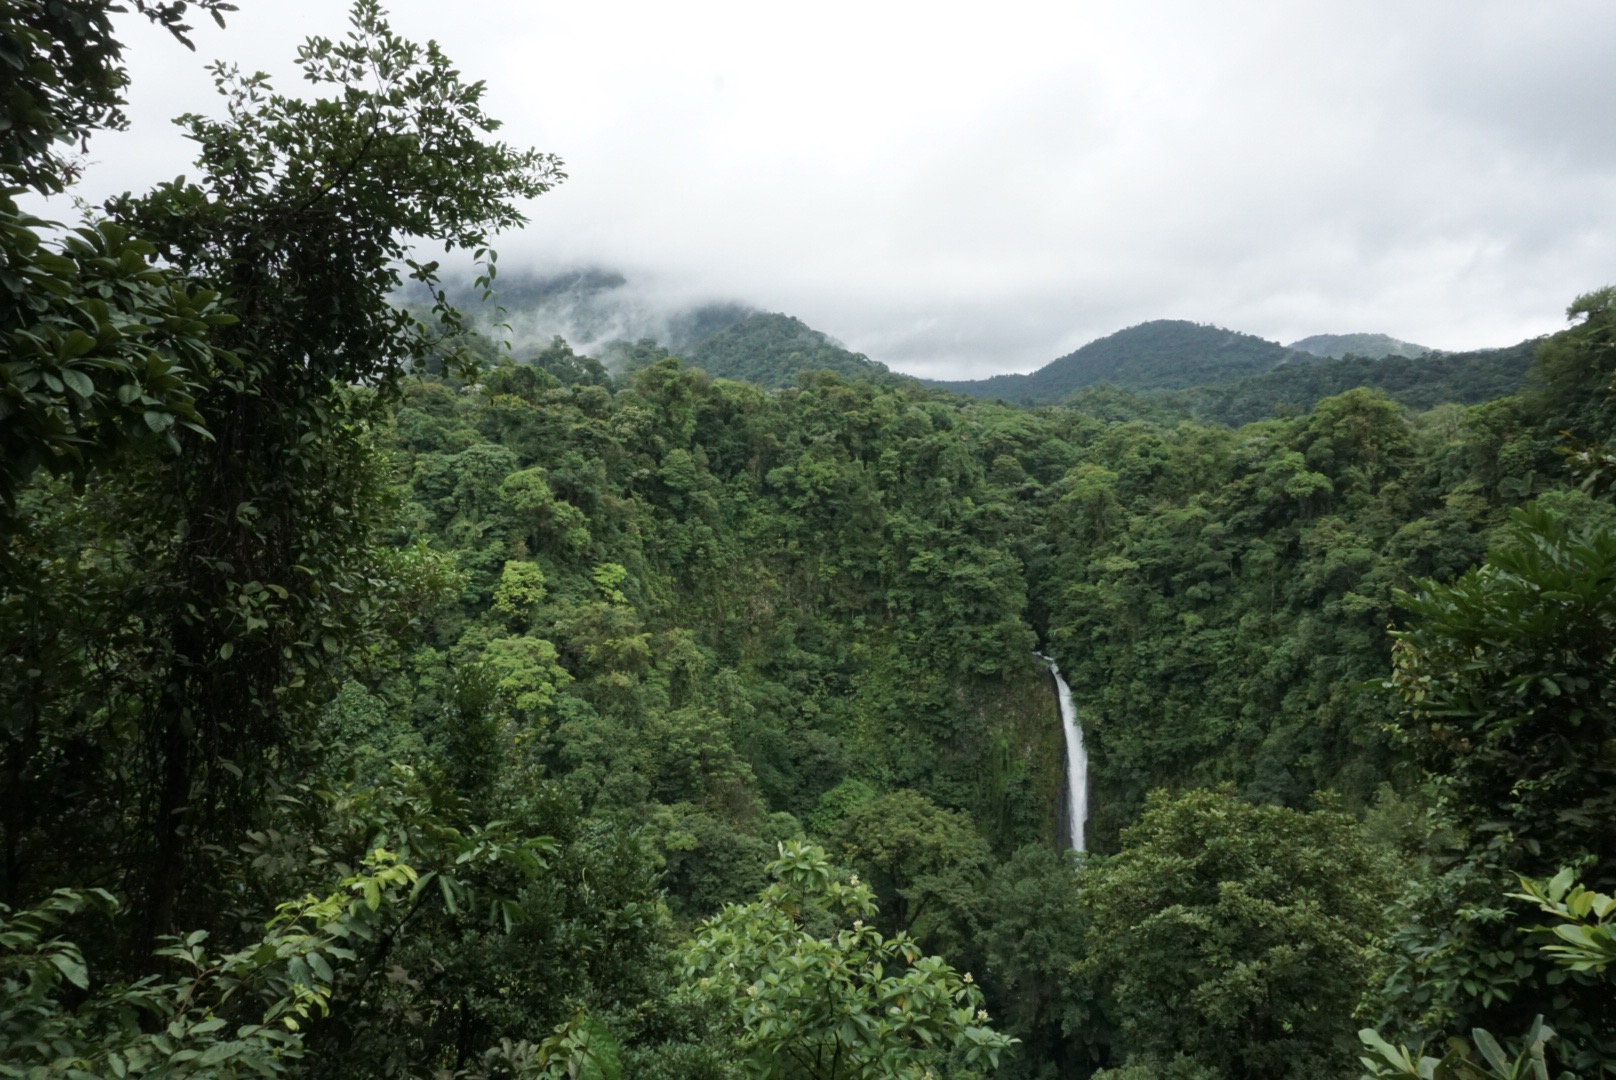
[457,270,757,364]
[930,320,1307,402]
[929,322,1533,421]
[1062,341,1538,428]
[469,295,1520,426]
[680,313,892,388]
[1287,334,1430,360]
[3,4,1615,1080]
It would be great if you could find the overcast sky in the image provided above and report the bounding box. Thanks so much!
[61,0,1616,378]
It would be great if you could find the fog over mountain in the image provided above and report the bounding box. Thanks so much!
[50,0,1616,379]
[471,269,757,358]
[1287,334,1432,360]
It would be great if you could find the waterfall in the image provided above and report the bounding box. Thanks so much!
[1038,654,1088,852]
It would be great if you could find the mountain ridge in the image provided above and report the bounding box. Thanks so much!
[925,319,1310,404]
[470,273,1533,417]
[680,312,892,387]
[1287,332,1431,359]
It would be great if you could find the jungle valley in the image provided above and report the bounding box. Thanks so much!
[2,4,1614,1079]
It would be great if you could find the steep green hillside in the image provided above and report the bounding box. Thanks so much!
[680,311,892,386]
[13,4,1616,1078]
[931,319,1305,402]
[1288,331,1430,359]
[1170,339,1538,425]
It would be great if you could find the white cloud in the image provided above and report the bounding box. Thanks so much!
[53,0,1616,379]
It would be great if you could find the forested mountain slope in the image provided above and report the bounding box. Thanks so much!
[1066,338,1540,426]
[15,265,1614,1075]
[476,289,1513,423]
[413,297,1606,866]
[1288,331,1431,358]
[6,5,1616,1078]
[679,311,894,387]
[374,298,1614,1074]
[930,319,1307,402]
[676,313,1532,424]
[456,268,756,358]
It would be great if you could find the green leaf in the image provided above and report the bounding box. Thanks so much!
[60,367,94,399]
[1471,1027,1510,1076]
[59,329,97,360]
[48,950,90,989]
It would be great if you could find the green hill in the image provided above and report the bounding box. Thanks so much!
[681,311,891,387]
[1070,339,1540,426]
[930,319,1305,403]
[1287,332,1431,359]
[1073,337,1538,426]
[1178,340,1536,424]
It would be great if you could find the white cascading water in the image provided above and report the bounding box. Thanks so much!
[1038,654,1088,852]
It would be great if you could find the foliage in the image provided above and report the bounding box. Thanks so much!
[9,4,1616,1078]
[684,313,892,389]
[1358,1016,1556,1080]
[1386,504,1616,877]
[935,319,1301,402]
[1529,287,1616,443]
[0,0,235,194]
[826,789,992,948]
[1514,870,1616,976]
[1089,1057,1223,1080]
[1173,342,1538,427]
[1080,787,1395,1080]
[373,290,1613,1076]
[0,852,427,1078]
[0,193,231,509]
[1361,870,1616,1080]
[0,0,242,508]
[1370,494,1616,1072]
[680,842,1013,1080]
[1043,387,1455,845]
[76,0,561,943]
[527,337,614,389]
[1289,334,1431,360]
[979,845,1101,1079]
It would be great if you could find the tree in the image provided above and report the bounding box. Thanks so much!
[979,844,1102,1079]
[1360,870,1616,1080]
[91,0,562,945]
[1,0,236,193]
[679,842,1012,1080]
[0,0,239,509]
[1371,502,1616,1067]
[0,194,231,510]
[1388,502,1616,879]
[1080,787,1394,1080]
[827,789,993,949]
[1532,287,1616,445]
[0,769,556,1078]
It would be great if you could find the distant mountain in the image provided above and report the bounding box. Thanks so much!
[450,268,756,357]
[1287,333,1430,360]
[681,312,891,387]
[929,320,1306,404]
[445,269,894,387]
[1171,340,1537,426]
[1057,339,1538,427]
[462,271,1520,417]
